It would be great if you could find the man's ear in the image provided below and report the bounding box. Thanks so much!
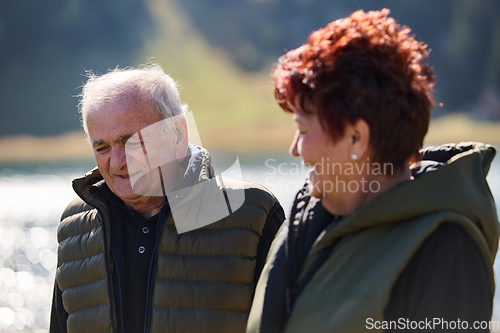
[348,118,370,159]
[174,116,189,163]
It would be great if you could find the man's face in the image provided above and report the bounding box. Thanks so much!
[86,93,177,203]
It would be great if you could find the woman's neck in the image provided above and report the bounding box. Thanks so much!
[321,167,412,217]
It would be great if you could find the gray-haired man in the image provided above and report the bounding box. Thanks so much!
[49,64,285,333]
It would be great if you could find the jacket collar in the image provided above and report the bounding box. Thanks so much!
[72,144,213,206]
[314,142,499,256]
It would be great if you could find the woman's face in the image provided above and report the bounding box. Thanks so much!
[290,111,353,199]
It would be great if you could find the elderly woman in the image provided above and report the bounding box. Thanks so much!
[247,9,499,333]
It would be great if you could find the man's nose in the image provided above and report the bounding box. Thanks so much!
[289,130,300,157]
[110,146,127,171]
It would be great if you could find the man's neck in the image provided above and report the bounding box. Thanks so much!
[124,196,166,218]
[124,162,187,218]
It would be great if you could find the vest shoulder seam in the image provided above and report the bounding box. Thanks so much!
[61,207,98,222]
[59,250,105,265]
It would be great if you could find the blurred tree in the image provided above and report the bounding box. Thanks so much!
[0,0,152,136]
[177,0,500,117]
[1,0,498,138]
[177,1,452,70]
[445,0,500,118]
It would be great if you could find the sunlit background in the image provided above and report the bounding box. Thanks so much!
[1,0,500,331]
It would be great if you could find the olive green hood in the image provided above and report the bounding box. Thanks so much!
[310,141,499,263]
[248,142,499,333]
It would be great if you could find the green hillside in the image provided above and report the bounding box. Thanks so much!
[1,0,500,162]
[135,0,295,151]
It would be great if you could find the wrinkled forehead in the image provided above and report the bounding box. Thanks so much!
[89,90,157,119]
[87,101,161,141]
[90,85,149,110]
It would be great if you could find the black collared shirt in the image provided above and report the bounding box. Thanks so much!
[99,183,285,333]
[50,183,285,333]
[98,182,164,333]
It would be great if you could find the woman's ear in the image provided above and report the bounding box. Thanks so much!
[349,119,370,160]
[174,116,189,163]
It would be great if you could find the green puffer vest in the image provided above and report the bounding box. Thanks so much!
[56,153,278,333]
[247,142,500,333]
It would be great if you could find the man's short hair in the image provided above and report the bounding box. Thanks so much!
[79,63,188,136]
[272,9,435,171]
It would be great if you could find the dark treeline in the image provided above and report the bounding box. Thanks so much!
[0,0,499,137]
[179,0,500,118]
[0,0,152,136]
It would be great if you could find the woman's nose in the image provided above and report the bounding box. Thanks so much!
[289,130,300,157]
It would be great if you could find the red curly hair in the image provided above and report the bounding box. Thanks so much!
[273,9,435,171]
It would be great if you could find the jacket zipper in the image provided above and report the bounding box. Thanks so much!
[143,208,172,333]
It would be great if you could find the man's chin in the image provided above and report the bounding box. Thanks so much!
[109,182,145,200]
[111,188,139,201]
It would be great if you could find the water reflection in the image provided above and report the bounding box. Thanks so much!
[1,154,500,332]
[0,164,86,332]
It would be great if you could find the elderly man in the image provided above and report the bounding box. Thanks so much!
[49,64,285,333]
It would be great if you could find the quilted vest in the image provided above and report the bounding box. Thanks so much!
[248,142,499,333]
[285,210,495,333]
[56,170,278,333]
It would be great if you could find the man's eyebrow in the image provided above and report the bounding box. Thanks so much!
[91,134,135,148]
[92,139,105,148]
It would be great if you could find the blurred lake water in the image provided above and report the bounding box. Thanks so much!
[1,149,500,332]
